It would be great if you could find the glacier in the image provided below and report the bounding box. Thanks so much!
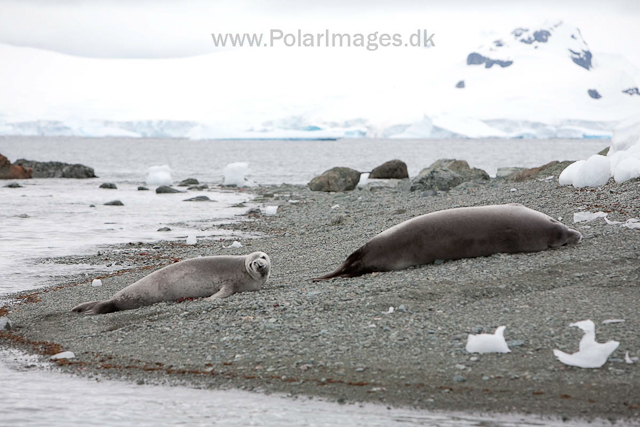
[0,21,638,140]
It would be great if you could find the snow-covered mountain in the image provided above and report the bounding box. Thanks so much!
[0,21,637,139]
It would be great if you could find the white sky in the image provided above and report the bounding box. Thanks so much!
[0,0,638,66]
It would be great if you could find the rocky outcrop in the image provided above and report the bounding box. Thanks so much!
[503,160,574,181]
[369,160,409,179]
[0,154,33,179]
[308,167,361,192]
[411,159,489,192]
[15,159,96,178]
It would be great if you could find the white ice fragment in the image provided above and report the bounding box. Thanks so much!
[510,188,517,192]
[265,206,278,216]
[186,235,197,245]
[227,241,242,248]
[91,279,102,287]
[289,200,300,204]
[604,216,623,225]
[623,219,640,230]
[553,320,619,368]
[357,172,370,188]
[384,307,394,315]
[613,157,640,183]
[466,326,511,354]
[573,155,611,188]
[146,165,172,186]
[625,352,638,364]
[51,351,75,360]
[602,319,625,324]
[573,211,607,223]
[559,160,585,186]
[223,162,256,187]
[331,204,340,210]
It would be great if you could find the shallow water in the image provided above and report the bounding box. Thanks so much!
[0,349,599,427]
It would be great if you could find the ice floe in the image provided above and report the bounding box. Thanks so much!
[553,320,619,368]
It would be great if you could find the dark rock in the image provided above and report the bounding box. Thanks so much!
[308,167,361,192]
[467,53,513,68]
[245,207,261,216]
[156,186,184,194]
[455,80,465,89]
[0,154,33,180]
[100,183,117,189]
[15,159,96,178]
[5,182,22,188]
[188,185,209,191]
[588,89,601,99]
[622,87,640,96]
[519,30,551,44]
[496,167,525,178]
[570,49,593,70]
[598,147,610,156]
[184,196,213,202]
[411,159,489,192]
[157,227,171,232]
[104,200,124,206]
[138,186,149,191]
[178,178,199,187]
[453,375,467,383]
[369,160,409,180]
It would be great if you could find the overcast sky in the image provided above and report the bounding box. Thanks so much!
[0,0,638,63]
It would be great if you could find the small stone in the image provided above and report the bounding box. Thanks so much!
[89,204,95,208]
[5,182,22,188]
[453,375,466,383]
[397,305,407,312]
[184,196,212,202]
[157,227,171,232]
[156,186,184,194]
[455,364,466,370]
[138,186,149,191]
[104,200,124,206]
[100,183,117,189]
[507,340,525,347]
[434,259,444,265]
[137,379,145,385]
[482,376,490,381]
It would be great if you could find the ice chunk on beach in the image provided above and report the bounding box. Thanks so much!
[265,206,278,216]
[51,351,75,360]
[186,235,197,245]
[466,326,511,354]
[608,114,640,183]
[626,352,639,364]
[146,165,172,186]
[91,279,102,287]
[223,162,256,187]
[573,211,608,223]
[613,157,640,183]
[558,160,585,186]
[228,241,242,248]
[553,320,619,368]
[574,155,610,188]
[357,173,369,188]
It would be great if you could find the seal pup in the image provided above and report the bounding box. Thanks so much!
[314,204,581,280]
[72,252,270,315]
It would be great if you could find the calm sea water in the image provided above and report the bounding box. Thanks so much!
[0,136,610,426]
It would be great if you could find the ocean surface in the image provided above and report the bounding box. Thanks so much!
[0,136,610,426]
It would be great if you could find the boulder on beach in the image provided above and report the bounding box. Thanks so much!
[0,154,33,180]
[100,183,117,189]
[156,186,184,194]
[411,159,489,192]
[178,178,199,186]
[308,167,361,192]
[15,158,96,179]
[104,200,124,206]
[369,159,409,179]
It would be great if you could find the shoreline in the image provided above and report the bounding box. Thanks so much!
[2,177,639,422]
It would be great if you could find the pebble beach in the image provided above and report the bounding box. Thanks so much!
[2,174,640,423]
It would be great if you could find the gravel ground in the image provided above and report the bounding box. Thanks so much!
[2,176,640,423]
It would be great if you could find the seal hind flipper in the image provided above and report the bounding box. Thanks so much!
[71,300,119,315]
[312,247,372,281]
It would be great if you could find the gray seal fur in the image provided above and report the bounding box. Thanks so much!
[72,251,270,315]
[314,204,581,280]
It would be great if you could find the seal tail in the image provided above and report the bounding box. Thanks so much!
[312,247,371,281]
[71,300,119,315]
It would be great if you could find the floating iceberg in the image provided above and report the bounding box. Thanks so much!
[146,165,172,186]
[553,320,619,368]
[466,326,511,354]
